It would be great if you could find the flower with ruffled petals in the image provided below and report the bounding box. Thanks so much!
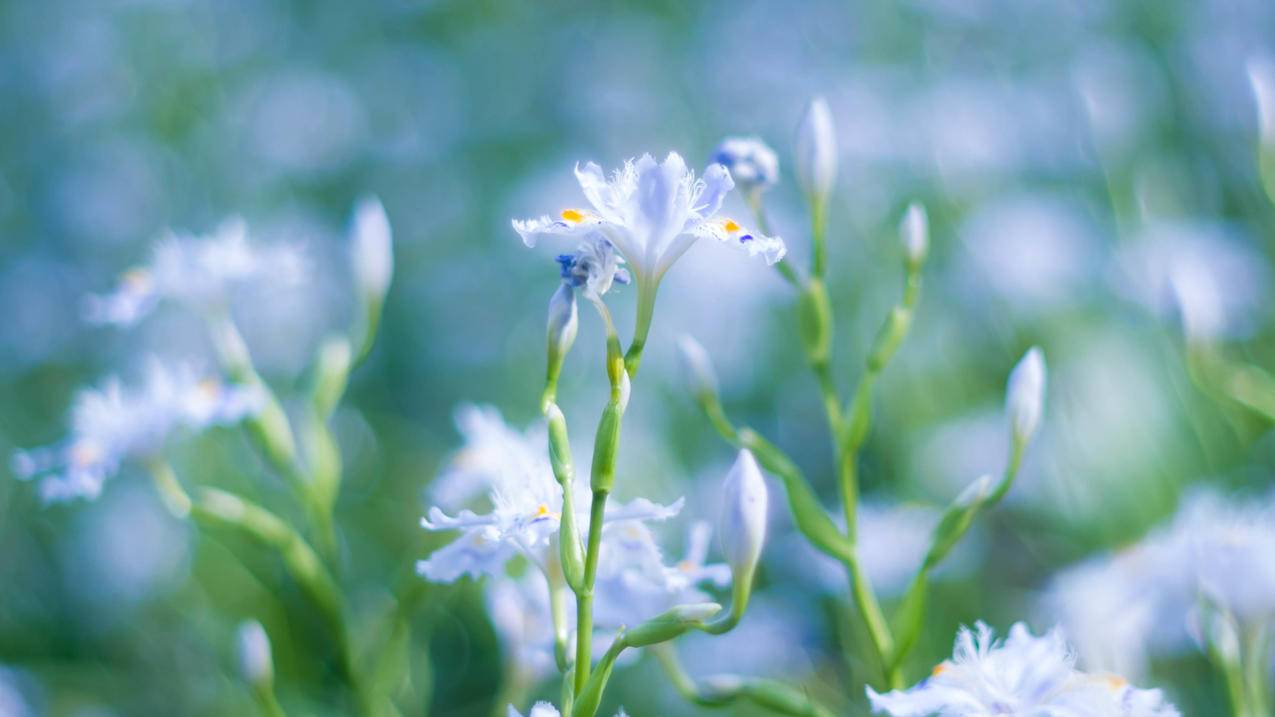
[12,360,261,502]
[867,622,1179,717]
[513,152,786,286]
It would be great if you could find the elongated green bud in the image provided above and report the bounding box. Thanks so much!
[311,335,352,418]
[924,474,993,570]
[867,306,912,372]
[590,403,622,493]
[797,279,833,365]
[795,97,837,208]
[624,603,722,647]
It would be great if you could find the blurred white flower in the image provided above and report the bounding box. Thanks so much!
[487,574,557,681]
[427,404,548,511]
[957,194,1103,316]
[1043,488,1275,675]
[712,136,779,194]
[867,622,1180,717]
[795,97,837,204]
[508,704,627,717]
[676,334,719,399]
[513,152,785,286]
[84,218,306,327]
[556,236,631,298]
[1248,55,1275,145]
[417,406,683,582]
[593,520,728,628]
[1005,346,1046,444]
[12,360,261,502]
[1111,220,1269,340]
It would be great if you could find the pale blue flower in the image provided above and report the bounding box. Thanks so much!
[556,235,631,298]
[592,519,728,628]
[416,406,683,582]
[712,136,779,193]
[508,704,627,717]
[513,152,785,286]
[12,360,262,502]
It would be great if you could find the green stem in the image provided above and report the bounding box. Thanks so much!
[810,200,827,279]
[146,463,368,714]
[573,491,609,697]
[624,278,658,377]
[251,684,287,717]
[652,644,837,717]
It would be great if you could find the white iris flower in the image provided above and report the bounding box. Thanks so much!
[12,360,262,502]
[867,622,1179,717]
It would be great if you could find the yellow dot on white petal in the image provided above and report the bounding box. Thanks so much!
[722,219,741,233]
[931,662,948,677]
[678,560,693,572]
[70,441,102,467]
[122,268,152,289]
[561,209,587,223]
[1102,675,1127,689]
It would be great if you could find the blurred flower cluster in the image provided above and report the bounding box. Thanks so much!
[3,0,1275,716]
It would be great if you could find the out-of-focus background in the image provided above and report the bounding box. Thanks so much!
[2,0,1274,714]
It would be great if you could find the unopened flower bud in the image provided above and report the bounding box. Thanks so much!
[350,196,393,305]
[1006,347,1046,444]
[720,450,768,588]
[900,202,929,269]
[677,335,718,400]
[236,620,274,688]
[795,97,837,206]
[1248,56,1275,146]
[623,602,722,647]
[546,284,578,360]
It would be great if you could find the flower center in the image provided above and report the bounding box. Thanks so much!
[561,209,588,223]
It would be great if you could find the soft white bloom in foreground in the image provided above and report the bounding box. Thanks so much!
[513,152,786,286]
[867,622,1179,717]
[417,407,683,582]
[593,520,729,627]
[1111,221,1268,340]
[12,361,261,502]
[712,136,779,193]
[900,202,929,266]
[1005,347,1046,443]
[1179,490,1275,624]
[1248,55,1275,145]
[427,404,548,511]
[719,450,768,580]
[236,620,274,686]
[557,236,631,298]
[350,196,394,304]
[795,97,837,204]
[508,704,628,717]
[487,574,557,680]
[676,334,718,398]
[84,218,306,326]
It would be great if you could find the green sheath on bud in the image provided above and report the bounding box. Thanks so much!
[797,279,833,365]
[867,306,912,372]
[624,603,721,647]
[310,336,352,419]
[590,403,622,493]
